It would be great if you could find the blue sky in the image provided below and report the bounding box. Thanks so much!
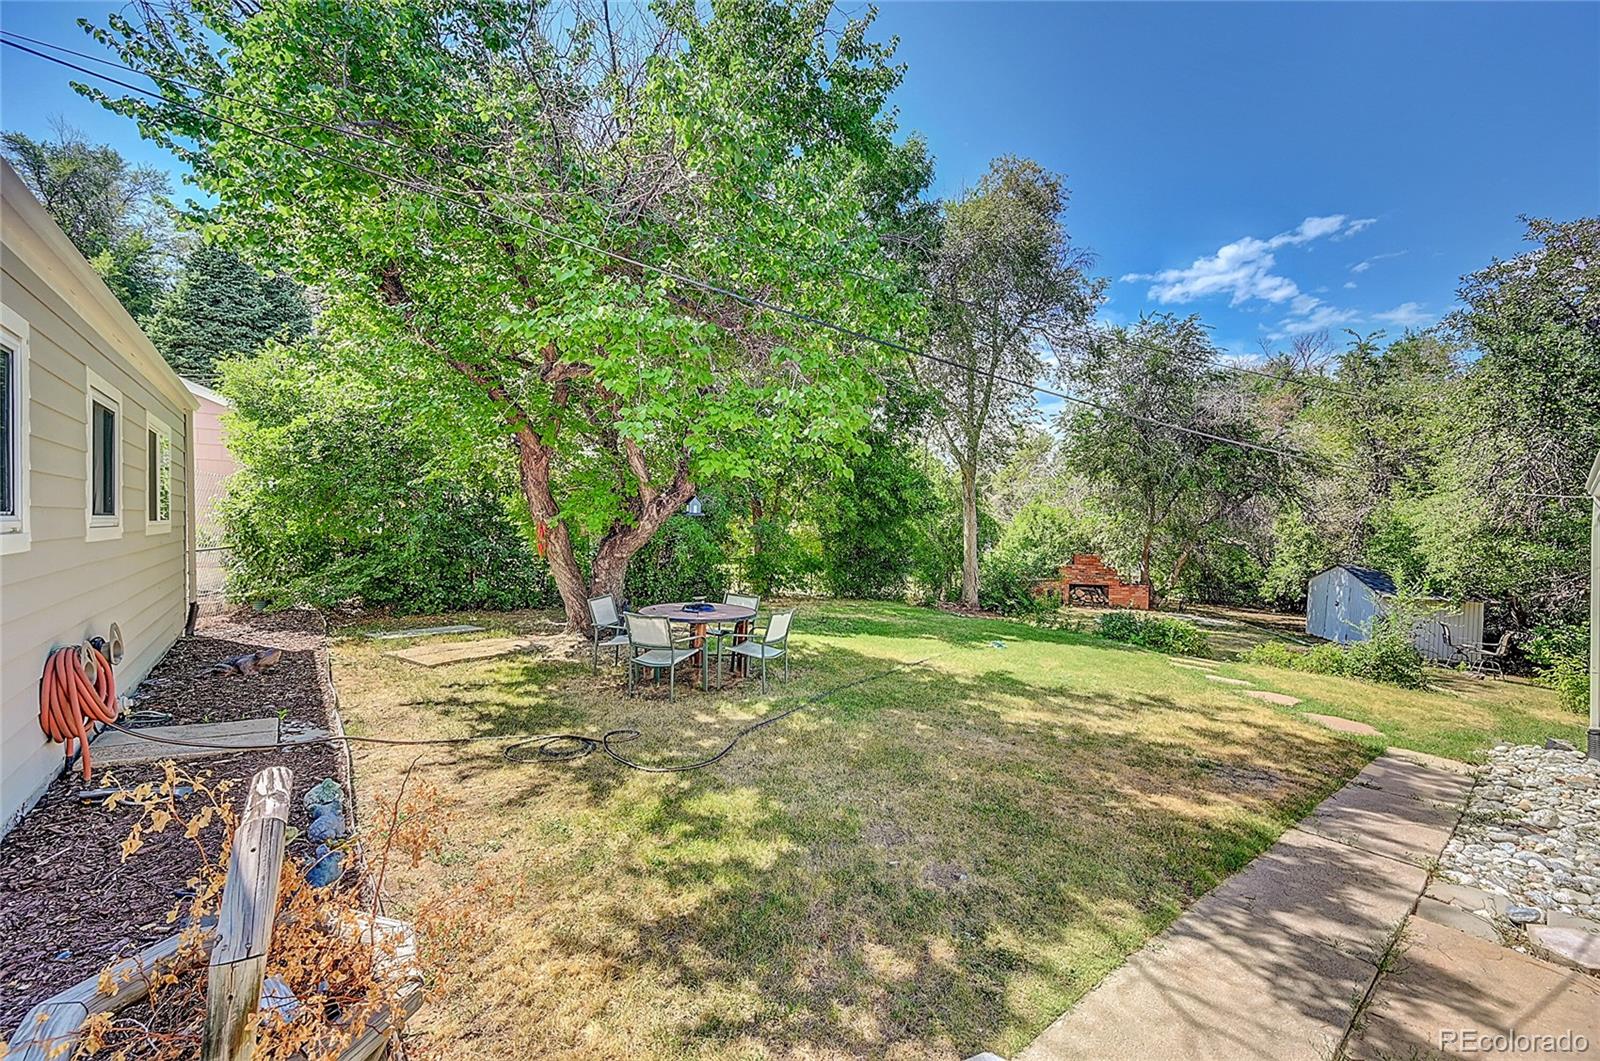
[3,1,1598,370]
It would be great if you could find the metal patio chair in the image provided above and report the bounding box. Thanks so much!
[707,593,760,681]
[625,613,703,700]
[588,594,630,672]
[727,610,794,692]
[1467,631,1512,679]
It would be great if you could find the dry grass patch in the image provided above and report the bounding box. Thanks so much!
[333,601,1372,1058]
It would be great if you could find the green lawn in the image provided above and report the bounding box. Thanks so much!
[331,600,1573,1059]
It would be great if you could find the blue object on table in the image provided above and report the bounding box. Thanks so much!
[682,602,715,612]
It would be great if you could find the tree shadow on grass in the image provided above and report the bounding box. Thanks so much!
[340,629,1408,1057]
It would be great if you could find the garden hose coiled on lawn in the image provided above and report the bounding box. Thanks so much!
[39,642,119,780]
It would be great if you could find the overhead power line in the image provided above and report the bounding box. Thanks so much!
[3,32,1587,501]
[0,27,1364,400]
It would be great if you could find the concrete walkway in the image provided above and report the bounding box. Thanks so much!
[1017,751,1475,1061]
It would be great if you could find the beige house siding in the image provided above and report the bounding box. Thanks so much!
[184,378,238,597]
[0,158,198,833]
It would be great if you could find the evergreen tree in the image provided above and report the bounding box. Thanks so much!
[145,246,312,382]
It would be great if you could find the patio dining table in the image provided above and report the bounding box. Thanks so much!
[637,601,758,686]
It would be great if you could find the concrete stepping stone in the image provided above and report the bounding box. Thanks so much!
[1349,916,1600,1059]
[90,717,280,765]
[385,636,535,668]
[1169,659,1209,670]
[1303,712,1381,737]
[1243,690,1301,706]
[1526,924,1600,974]
[1203,674,1252,686]
[365,624,485,640]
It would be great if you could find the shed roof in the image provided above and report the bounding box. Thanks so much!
[1339,565,1397,595]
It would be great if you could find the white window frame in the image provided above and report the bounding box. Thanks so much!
[85,367,123,542]
[145,410,173,534]
[0,305,30,554]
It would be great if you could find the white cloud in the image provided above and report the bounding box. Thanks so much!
[1122,215,1372,311]
[1372,302,1432,328]
[1349,250,1406,274]
[1333,217,1377,240]
[1267,305,1362,339]
[1343,281,1357,289]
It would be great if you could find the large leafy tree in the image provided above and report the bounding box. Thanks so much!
[145,245,313,382]
[0,124,176,318]
[917,156,1100,606]
[87,0,929,629]
[1064,314,1293,595]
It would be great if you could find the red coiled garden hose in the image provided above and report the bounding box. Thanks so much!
[39,644,117,781]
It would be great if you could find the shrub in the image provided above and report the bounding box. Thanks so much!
[1526,623,1590,714]
[1344,632,1426,688]
[625,498,731,606]
[1094,611,1209,655]
[218,346,554,614]
[1243,641,1298,669]
[1244,636,1426,689]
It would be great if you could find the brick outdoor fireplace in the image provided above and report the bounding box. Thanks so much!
[1036,554,1152,610]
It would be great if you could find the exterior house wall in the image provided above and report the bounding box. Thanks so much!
[0,159,198,833]
[184,379,237,600]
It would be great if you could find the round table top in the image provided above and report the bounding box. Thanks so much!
[638,602,757,623]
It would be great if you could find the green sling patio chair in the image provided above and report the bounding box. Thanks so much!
[625,613,703,700]
[588,594,630,672]
[727,610,794,692]
[708,593,760,684]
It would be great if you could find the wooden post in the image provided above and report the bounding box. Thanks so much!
[203,765,293,1061]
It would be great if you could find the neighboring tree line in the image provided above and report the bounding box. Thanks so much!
[33,2,1589,708]
[2,125,311,382]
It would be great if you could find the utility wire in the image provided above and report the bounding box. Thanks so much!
[4,34,1589,499]
[4,35,1337,469]
[0,27,1364,400]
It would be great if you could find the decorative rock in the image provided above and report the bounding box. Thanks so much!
[303,778,345,812]
[306,843,344,888]
[307,807,348,842]
[1506,905,1543,925]
[1437,743,1600,934]
[1546,738,1577,752]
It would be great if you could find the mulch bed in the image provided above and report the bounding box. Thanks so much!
[0,610,345,1039]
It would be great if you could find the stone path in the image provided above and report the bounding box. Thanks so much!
[1303,712,1382,737]
[1016,752,1475,1061]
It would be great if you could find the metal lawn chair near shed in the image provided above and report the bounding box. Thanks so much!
[625,613,704,700]
[588,595,630,671]
[1466,631,1512,679]
[706,593,760,679]
[727,610,794,691]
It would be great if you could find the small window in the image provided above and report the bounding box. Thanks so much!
[92,398,117,516]
[1,345,15,520]
[1,307,30,554]
[146,414,172,531]
[85,368,123,541]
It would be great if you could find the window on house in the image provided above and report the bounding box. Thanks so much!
[1,344,14,521]
[146,417,172,528]
[1,310,30,552]
[85,370,123,541]
[91,397,117,517]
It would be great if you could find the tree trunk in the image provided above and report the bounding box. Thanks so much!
[513,425,696,634]
[960,461,980,607]
[515,428,592,632]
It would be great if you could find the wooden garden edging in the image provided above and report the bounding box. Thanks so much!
[6,763,420,1061]
[4,920,218,1061]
